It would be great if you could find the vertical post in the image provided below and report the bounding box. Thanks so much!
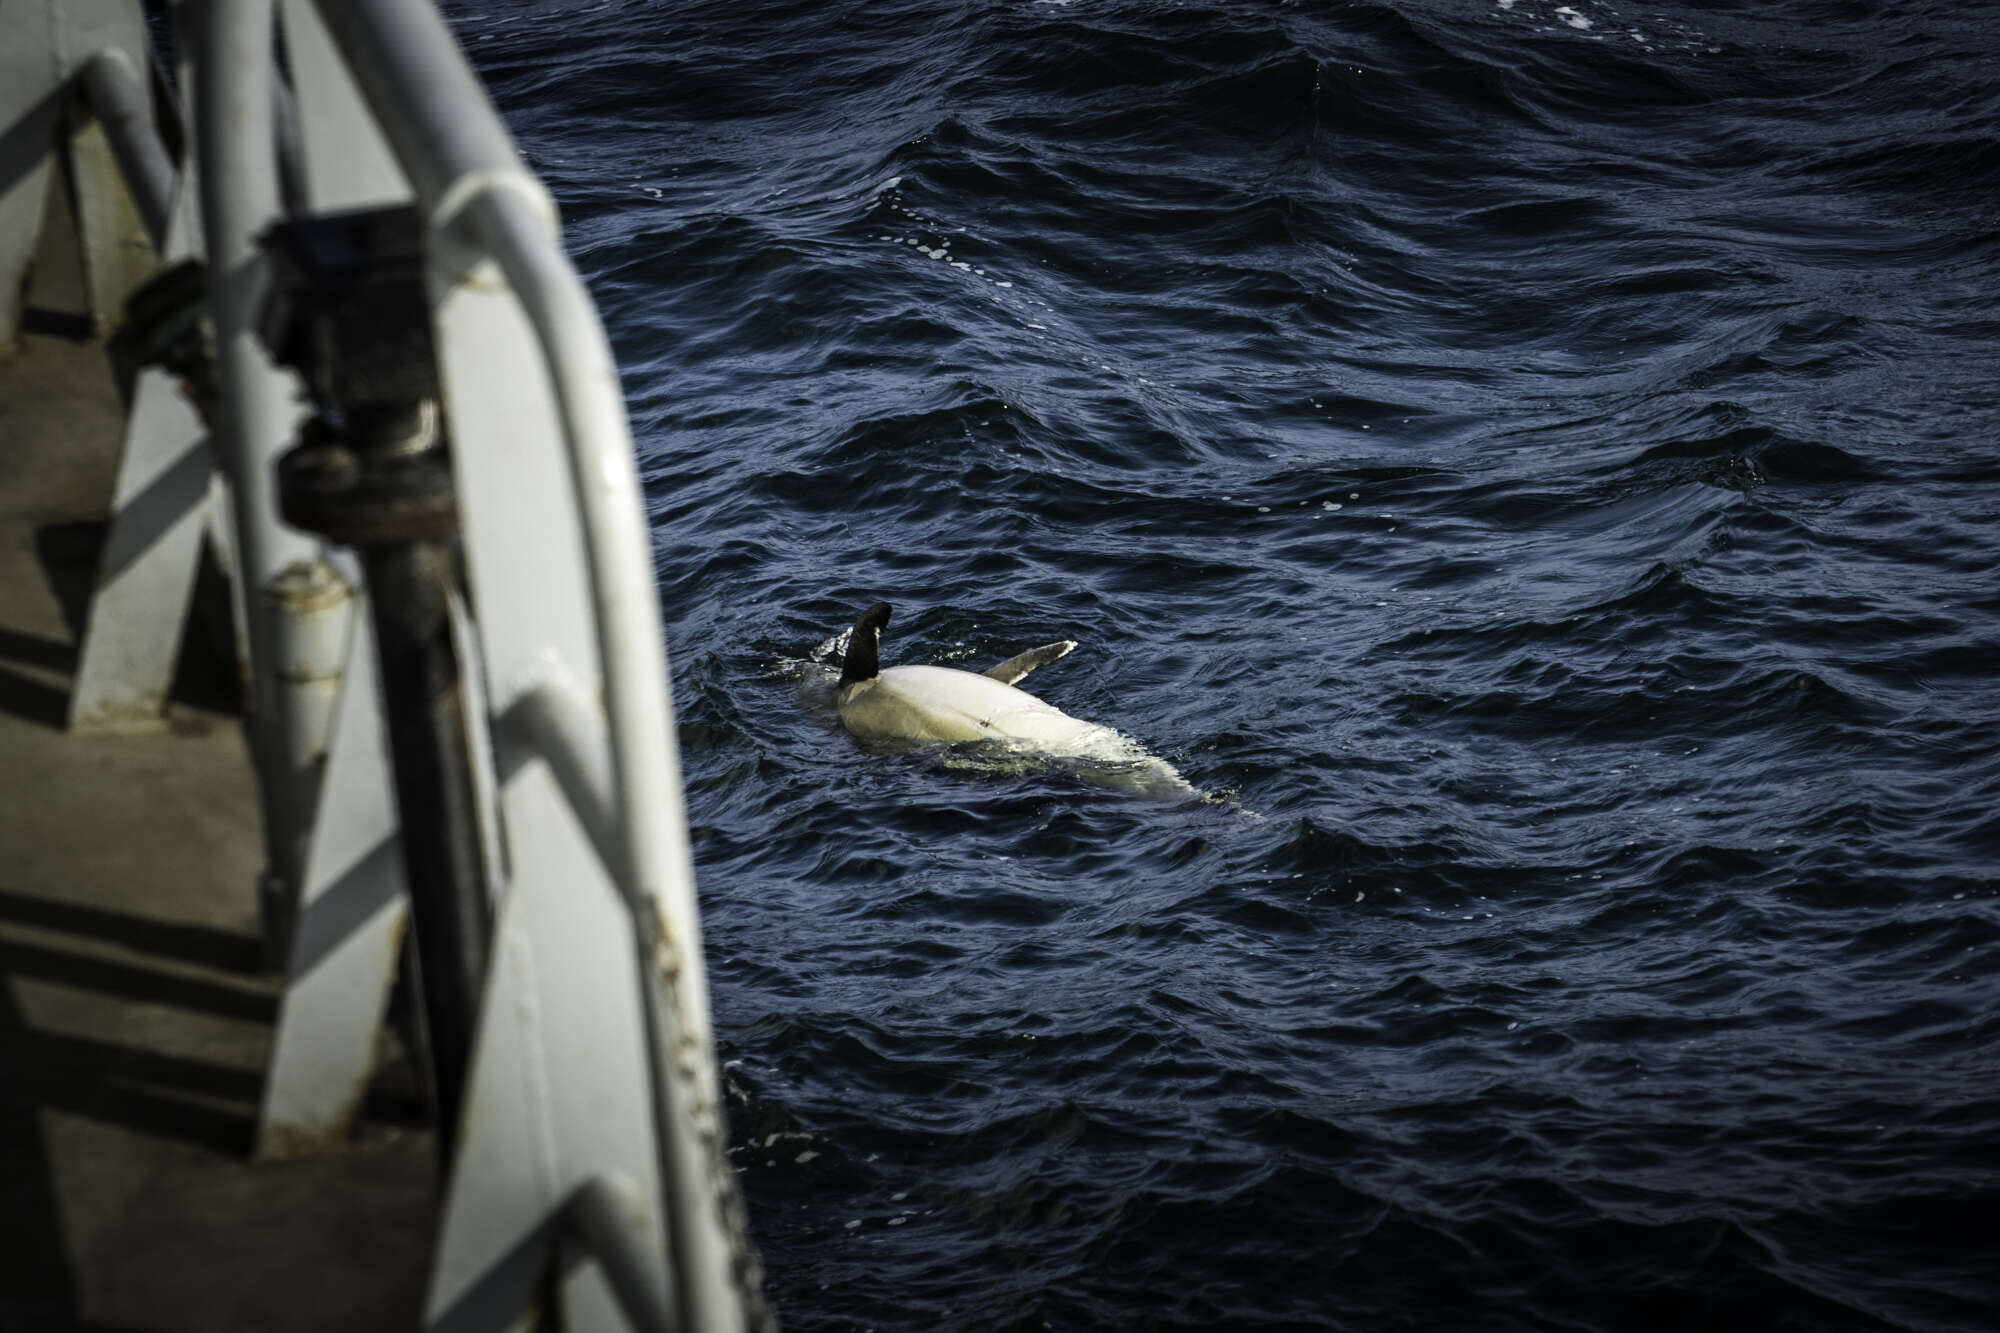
[251,0,424,1159]
[356,534,491,1159]
[194,0,327,953]
[258,205,496,1166]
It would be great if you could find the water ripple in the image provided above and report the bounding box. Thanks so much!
[455,0,2000,1327]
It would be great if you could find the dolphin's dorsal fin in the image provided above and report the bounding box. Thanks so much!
[840,602,892,687]
[984,639,1077,686]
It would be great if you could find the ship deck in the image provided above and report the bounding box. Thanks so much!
[0,329,436,1331]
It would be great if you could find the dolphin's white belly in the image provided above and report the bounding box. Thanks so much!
[837,664,1196,798]
[828,600,1202,802]
[838,665,1103,747]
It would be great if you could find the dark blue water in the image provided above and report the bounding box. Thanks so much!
[447,1,2000,1327]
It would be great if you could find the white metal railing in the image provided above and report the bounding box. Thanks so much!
[8,0,769,1328]
[77,49,173,247]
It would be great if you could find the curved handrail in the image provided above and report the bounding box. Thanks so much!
[77,49,173,248]
[304,0,701,1014]
[563,1175,677,1333]
[11,3,760,1325]
[494,677,617,876]
[196,0,325,902]
[305,1,757,1327]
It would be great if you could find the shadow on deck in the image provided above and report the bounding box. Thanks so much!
[0,331,438,1332]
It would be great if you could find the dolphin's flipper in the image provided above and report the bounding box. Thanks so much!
[984,639,1077,686]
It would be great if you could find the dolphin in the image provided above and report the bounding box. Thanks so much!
[834,602,1197,799]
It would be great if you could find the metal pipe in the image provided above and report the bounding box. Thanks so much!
[563,1175,677,1333]
[195,0,325,947]
[306,4,757,1328]
[361,536,491,1163]
[307,0,714,1091]
[78,48,174,249]
[494,677,617,877]
[267,558,354,773]
[481,175,765,1333]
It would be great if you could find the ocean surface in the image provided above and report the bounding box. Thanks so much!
[446,1,1999,1328]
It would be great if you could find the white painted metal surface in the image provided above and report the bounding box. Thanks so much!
[68,159,214,733]
[11,0,767,1325]
[426,266,680,1326]
[308,2,764,1326]
[67,372,212,731]
[195,0,328,911]
[495,677,618,876]
[413,98,686,1333]
[65,48,156,332]
[257,611,411,1159]
[243,0,422,1160]
[78,49,174,247]
[0,0,151,346]
[425,757,675,1331]
[265,558,355,773]
[281,0,410,211]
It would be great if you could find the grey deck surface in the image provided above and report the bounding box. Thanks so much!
[0,332,437,1332]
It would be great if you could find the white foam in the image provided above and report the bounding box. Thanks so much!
[1554,5,1592,28]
